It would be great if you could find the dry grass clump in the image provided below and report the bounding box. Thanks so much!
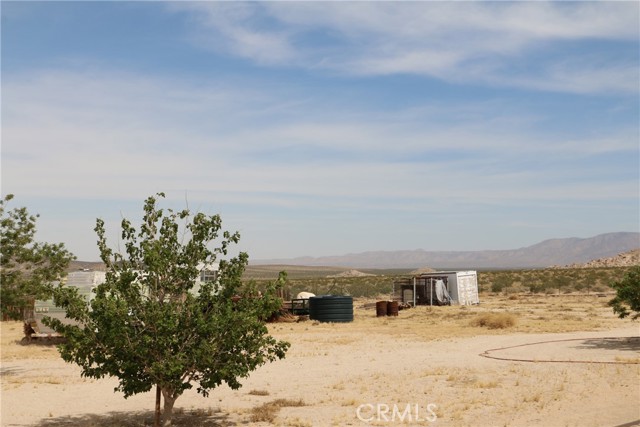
[615,355,640,364]
[250,398,306,423]
[3,376,63,387]
[283,417,312,427]
[247,389,270,396]
[471,312,517,329]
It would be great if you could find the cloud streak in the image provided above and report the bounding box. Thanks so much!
[173,2,639,94]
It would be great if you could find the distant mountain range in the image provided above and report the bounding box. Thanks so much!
[251,232,640,269]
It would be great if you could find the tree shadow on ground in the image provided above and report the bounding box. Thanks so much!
[32,409,239,427]
[576,337,640,353]
[0,365,25,377]
[18,336,66,346]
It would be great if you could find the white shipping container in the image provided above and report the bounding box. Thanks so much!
[417,271,479,305]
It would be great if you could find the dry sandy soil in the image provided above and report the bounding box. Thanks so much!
[1,294,639,427]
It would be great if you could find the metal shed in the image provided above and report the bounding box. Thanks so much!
[394,271,479,306]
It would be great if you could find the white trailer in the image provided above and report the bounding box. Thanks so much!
[26,263,219,337]
[27,270,107,336]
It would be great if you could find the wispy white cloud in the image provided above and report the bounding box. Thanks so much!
[171,2,639,94]
[3,68,636,209]
[175,2,296,65]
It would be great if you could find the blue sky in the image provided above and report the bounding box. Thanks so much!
[2,1,639,262]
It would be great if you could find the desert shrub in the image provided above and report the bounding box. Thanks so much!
[491,275,511,293]
[593,284,610,293]
[471,312,517,329]
[250,403,279,423]
[550,274,571,290]
[529,282,546,294]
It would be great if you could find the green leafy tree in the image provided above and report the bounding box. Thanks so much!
[0,194,75,320]
[46,193,289,426]
[608,266,640,320]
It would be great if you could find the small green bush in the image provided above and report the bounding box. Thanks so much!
[609,266,640,320]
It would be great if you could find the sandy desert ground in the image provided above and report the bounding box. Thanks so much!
[1,294,639,427]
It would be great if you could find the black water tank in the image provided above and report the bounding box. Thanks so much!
[309,295,353,323]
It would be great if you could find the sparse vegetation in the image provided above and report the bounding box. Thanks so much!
[478,268,632,295]
[246,265,635,299]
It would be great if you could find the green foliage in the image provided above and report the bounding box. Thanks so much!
[0,194,75,320]
[608,266,640,320]
[45,193,289,426]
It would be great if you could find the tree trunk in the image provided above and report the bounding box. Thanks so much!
[161,388,177,427]
[154,385,161,427]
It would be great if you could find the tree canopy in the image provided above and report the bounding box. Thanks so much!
[0,194,75,320]
[609,266,640,320]
[46,193,289,426]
